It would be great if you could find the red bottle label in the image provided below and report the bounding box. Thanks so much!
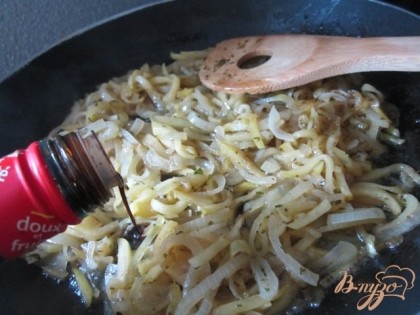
[0,143,80,258]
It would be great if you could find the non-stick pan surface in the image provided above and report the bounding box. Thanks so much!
[0,0,419,314]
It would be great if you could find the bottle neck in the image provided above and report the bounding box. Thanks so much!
[39,131,122,217]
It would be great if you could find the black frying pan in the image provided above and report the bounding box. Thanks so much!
[0,0,419,314]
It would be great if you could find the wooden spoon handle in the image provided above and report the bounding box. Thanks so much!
[200,35,420,94]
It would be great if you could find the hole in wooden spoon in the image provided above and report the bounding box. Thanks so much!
[238,51,272,69]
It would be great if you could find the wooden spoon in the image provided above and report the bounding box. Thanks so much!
[199,35,420,94]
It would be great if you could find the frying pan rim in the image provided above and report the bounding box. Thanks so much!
[0,0,419,85]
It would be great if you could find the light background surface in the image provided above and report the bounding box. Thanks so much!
[0,0,164,82]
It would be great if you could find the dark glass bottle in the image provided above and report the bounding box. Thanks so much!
[0,131,121,258]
